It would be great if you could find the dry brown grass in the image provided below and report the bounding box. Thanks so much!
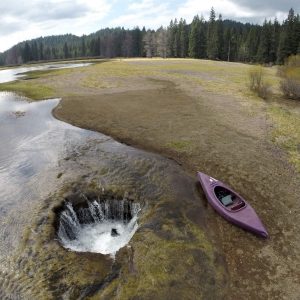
[248,66,271,99]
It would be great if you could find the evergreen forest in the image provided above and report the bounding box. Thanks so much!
[0,8,299,66]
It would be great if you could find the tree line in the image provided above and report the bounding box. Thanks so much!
[0,8,299,66]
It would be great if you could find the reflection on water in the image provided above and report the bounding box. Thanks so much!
[0,92,105,257]
[0,62,91,83]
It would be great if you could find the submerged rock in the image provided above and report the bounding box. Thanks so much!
[111,228,119,237]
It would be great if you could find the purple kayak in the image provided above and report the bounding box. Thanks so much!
[197,172,268,238]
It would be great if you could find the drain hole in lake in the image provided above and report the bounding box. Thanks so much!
[56,195,141,256]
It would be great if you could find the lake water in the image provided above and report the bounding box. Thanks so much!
[0,62,91,83]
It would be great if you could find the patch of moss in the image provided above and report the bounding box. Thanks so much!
[166,140,191,152]
[105,218,223,299]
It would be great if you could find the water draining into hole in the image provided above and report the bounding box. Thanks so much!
[57,198,141,256]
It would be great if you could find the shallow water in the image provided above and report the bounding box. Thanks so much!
[0,92,105,258]
[0,90,216,298]
[0,62,91,83]
[0,92,148,296]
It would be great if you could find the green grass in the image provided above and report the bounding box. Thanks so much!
[22,67,73,80]
[0,80,55,100]
[165,140,191,152]
[0,66,74,99]
[81,60,158,89]
[269,105,300,172]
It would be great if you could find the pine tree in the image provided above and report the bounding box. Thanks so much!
[217,14,224,59]
[207,7,219,59]
[31,41,38,61]
[44,46,51,60]
[141,27,147,57]
[287,8,297,54]
[277,29,288,63]
[167,20,175,57]
[63,42,69,58]
[295,13,300,54]
[244,27,257,62]
[172,19,180,57]
[188,15,200,58]
[257,20,271,63]
[22,42,31,62]
[132,27,142,57]
[198,19,207,58]
[270,18,280,63]
[179,19,188,57]
[81,36,86,57]
[39,43,44,60]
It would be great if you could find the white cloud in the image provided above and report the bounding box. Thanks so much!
[109,0,173,28]
[176,0,293,23]
[0,0,112,52]
[178,0,258,22]
[128,0,157,11]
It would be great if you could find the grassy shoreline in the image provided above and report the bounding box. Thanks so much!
[1,58,300,299]
[1,58,299,173]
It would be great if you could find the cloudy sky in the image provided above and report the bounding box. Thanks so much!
[0,0,299,52]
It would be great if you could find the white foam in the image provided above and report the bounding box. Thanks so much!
[62,218,138,256]
[58,201,140,257]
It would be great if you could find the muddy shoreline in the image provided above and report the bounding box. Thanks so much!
[1,59,300,299]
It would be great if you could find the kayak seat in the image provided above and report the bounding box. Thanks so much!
[231,202,245,211]
[221,195,233,206]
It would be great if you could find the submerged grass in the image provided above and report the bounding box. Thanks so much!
[0,80,55,100]
[103,218,222,299]
[23,67,73,80]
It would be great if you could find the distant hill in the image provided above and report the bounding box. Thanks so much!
[0,8,299,66]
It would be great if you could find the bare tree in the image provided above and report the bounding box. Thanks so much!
[143,30,156,58]
[156,27,168,58]
[122,32,133,57]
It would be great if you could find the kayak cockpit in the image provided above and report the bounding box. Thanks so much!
[214,186,246,211]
